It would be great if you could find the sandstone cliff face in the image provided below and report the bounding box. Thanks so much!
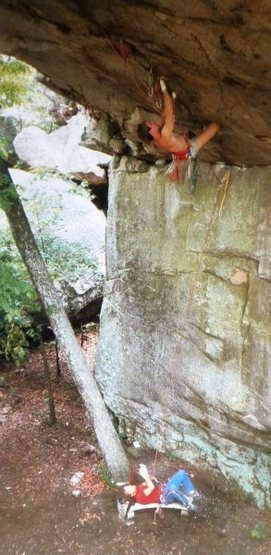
[1,1,271,505]
[96,159,271,507]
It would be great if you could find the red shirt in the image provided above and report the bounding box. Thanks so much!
[135,483,162,504]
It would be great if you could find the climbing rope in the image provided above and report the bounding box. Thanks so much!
[218,169,231,217]
[79,466,106,497]
[101,28,162,114]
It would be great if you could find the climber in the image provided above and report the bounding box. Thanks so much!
[145,79,220,182]
[123,464,201,511]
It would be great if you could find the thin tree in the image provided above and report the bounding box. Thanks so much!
[0,56,129,480]
[55,337,62,379]
[40,339,57,425]
[0,158,129,480]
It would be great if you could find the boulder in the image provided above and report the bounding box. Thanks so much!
[13,113,111,175]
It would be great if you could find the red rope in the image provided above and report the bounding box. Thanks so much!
[78,466,106,497]
[100,26,162,114]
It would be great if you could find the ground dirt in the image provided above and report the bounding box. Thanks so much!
[1,329,271,555]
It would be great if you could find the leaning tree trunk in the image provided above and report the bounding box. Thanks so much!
[0,159,130,481]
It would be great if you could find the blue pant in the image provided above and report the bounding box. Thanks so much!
[162,470,195,506]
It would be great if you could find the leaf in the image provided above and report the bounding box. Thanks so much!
[250,522,269,541]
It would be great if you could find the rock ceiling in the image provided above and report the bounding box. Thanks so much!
[1,0,271,166]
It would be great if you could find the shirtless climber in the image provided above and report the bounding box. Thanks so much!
[145,79,220,182]
[123,464,201,511]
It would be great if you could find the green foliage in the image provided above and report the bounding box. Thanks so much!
[42,236,99,283]
[0,181,17,211]
[0,221,102,365]
[98,463,115,487]
[0,135,11,162]
[250,522,269,541]
[2,321,29,366]
[0,375,6,387]
[0,55,66,141]
[0,56,32,109]
[0,231,43,365]
[0,55,33,164]
[81,322,99,333]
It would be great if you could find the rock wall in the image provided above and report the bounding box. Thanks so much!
[96,157,271,507]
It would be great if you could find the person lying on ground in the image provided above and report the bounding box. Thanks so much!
[144,79,220,181]
[123,464,201,511]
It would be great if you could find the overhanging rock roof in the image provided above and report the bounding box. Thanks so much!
[1,1,271,166]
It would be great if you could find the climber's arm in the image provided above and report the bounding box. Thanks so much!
[195,122,220,150]
[138,464,156,496]
[160,80,175,140]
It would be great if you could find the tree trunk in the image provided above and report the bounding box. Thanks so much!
[40,340,57,425]
[0,159,130,481]
[54,338,62,378]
